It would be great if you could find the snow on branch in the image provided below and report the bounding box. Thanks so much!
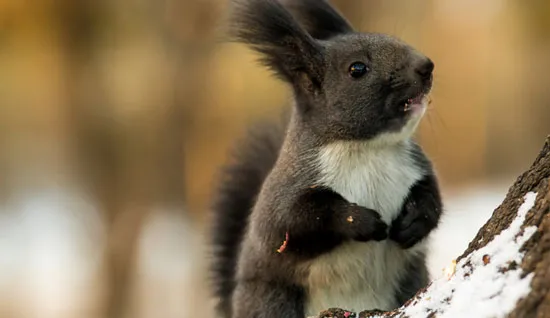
[400,192,536,318]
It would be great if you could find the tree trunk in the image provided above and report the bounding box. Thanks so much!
[316,135,550,318]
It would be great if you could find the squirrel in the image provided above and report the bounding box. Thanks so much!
[210,0,443,317]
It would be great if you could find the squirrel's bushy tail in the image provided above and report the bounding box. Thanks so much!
[209,113,287,314]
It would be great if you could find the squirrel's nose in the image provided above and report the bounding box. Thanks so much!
[415,58,434,81]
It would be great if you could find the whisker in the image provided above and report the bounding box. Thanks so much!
[424,111,441,154]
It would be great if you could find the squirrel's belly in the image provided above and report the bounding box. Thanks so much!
[304,241,418,317]
[306,141,427,316]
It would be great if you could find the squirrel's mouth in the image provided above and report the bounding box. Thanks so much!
[407,93,424,106]
[397,78,432,114]
[399,92,427,113]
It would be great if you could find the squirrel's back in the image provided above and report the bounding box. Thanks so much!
[209,111,288,314]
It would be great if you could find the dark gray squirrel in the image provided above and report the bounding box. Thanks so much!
[210,0,443,317]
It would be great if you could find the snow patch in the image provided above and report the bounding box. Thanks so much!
[0,187,105,317]
[400,191,538,318]
[428,187,505,278]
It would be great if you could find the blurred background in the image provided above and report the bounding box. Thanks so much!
[0,0,548,317]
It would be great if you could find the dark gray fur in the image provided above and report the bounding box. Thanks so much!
[210,0,442,317]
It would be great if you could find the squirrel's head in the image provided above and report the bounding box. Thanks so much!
[230,0,434,144]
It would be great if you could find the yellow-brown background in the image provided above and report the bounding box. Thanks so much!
[0,1,549,317]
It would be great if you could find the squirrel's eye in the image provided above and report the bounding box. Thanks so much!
[349,62,368,78]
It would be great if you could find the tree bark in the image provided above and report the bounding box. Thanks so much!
[316,135,550,318]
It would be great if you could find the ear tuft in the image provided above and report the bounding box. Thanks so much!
[229,0,324,90]
[282,0,354,40]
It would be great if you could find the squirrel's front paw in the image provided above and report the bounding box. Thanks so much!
[344,204,388,242]
[390,200,436,249]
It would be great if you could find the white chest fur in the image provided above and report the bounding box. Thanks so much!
[304,140,425,317]
[318,140,423,223]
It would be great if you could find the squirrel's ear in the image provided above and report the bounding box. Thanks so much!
[230,0,324,93]
[282,0,354,40]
